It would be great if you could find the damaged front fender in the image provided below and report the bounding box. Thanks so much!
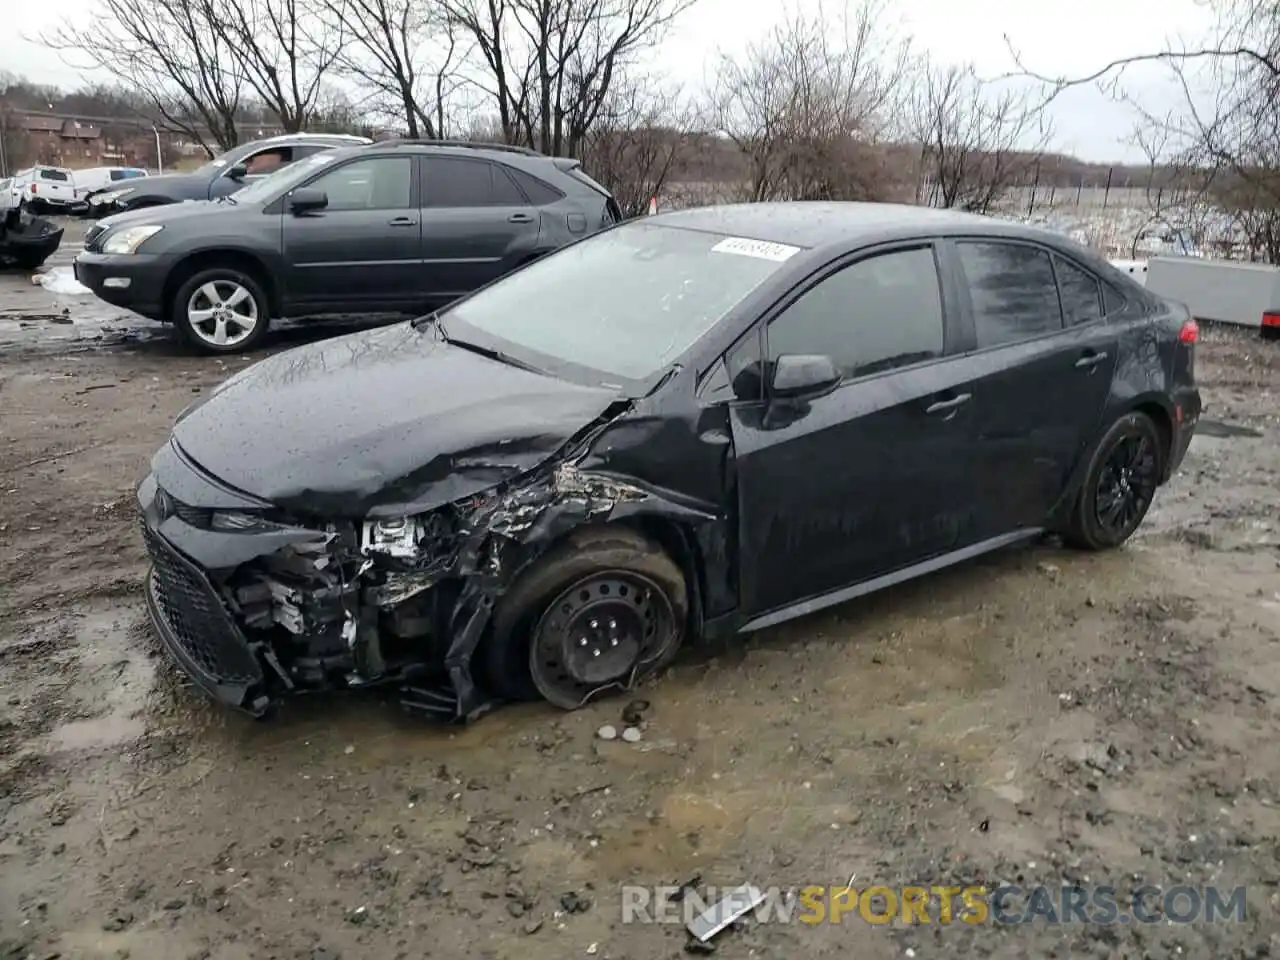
[142,429,719,722]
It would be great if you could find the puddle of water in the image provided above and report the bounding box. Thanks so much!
[44,606,156,753]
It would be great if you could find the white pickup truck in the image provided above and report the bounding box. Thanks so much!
[11,166,79,212]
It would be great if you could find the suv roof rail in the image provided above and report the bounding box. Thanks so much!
[378,138,544,157]
[257,132,372,145]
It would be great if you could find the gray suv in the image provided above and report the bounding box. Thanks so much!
[74,140,623,353]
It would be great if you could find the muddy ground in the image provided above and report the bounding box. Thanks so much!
[1,225,1279,959]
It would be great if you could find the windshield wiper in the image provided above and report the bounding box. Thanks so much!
[410,309,441,331]
[443,336,545,375]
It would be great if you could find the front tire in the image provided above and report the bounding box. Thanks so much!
[172,266,270,354]
[1064,411,1164,550]
[483,527,687,709]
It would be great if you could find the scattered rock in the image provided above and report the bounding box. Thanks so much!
[102,911,133,932]
[621,699,650,725]
[621,726,643,743]
[560,891,592,914]
[163,898,186,911]
[522,919,543,935]
[597,725,618,741]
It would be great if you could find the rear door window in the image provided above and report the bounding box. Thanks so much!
[506,167,563,205]
[422,157,524,207]
[38,169,70,182]
[766,246,946,379]
[1102,280,1128,316]
[956,241,1063,348]
[489,165,528,205]
[1054,256,1103,326]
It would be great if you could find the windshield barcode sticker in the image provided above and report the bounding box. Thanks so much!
[710,237,801,261]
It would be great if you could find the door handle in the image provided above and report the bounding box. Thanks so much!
[388,216,418,226]
[925,393,972,415]
[1074,350,1109,369]
[507,212,534,223]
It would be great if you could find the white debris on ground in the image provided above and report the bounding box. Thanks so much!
[33,267,92,296]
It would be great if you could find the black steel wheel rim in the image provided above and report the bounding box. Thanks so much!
[530,571,675,708]
[1094,432,1158,534]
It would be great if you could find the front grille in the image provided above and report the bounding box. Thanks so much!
[141,524,262,685]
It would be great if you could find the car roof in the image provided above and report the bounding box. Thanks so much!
[646,202,1057,250]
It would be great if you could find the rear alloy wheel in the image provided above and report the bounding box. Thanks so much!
[484,527,687,709]
[173,268,269,354]
[1065,411,1164,550]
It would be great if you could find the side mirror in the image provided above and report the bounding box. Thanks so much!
[226,162,248,181]
[289,188,328,214]
[770,354,840,398]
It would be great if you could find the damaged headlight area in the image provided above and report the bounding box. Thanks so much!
[145,462,653,721]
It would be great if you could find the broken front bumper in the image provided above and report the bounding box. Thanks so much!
[136,429,669,721]
[138,464,279,716]
[143,528,271,715]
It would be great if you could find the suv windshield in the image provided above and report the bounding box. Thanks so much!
[443,222,800,382]
[226,153,339,205]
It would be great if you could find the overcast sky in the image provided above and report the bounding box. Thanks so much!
[8,0,1217,163]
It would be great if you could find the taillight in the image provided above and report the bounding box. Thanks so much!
[1178,319,1198,344]
[1263,311,1280,329]
[30,183,37,194]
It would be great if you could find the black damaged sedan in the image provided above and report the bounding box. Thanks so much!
[138,202,1201,720]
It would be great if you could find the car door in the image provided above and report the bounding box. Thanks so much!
[947,239,1120,539]
[727,243,979,617]
[419,156,541,304]
[280,155,422,312]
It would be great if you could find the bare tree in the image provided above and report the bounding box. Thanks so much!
[208,0,343,132]
[318,0,468,137]
[707,0,909,203]
[1008,0,1280,260]
[1121,117,1215,256]
[43,0,245,152]
[910,63,1050,213]
[579,76,693,216]
[441,0,696,156]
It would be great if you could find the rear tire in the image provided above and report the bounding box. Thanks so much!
[1064,411,1164,550]
[482,526,687,708]
[171,266,270,354]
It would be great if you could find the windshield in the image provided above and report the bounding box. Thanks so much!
[226,153,338,205]
[444,223,800,382]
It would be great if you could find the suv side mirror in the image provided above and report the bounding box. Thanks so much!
[770,354,840,398]
[226,162,248,181]
[289,188,328,214]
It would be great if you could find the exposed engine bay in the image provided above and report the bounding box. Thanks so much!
[207,462,652,720]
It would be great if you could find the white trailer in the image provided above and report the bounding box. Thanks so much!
[1108,259,1148,286]
[1144,256,1280,335]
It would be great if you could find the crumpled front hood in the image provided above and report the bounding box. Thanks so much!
[172,323,621,518]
